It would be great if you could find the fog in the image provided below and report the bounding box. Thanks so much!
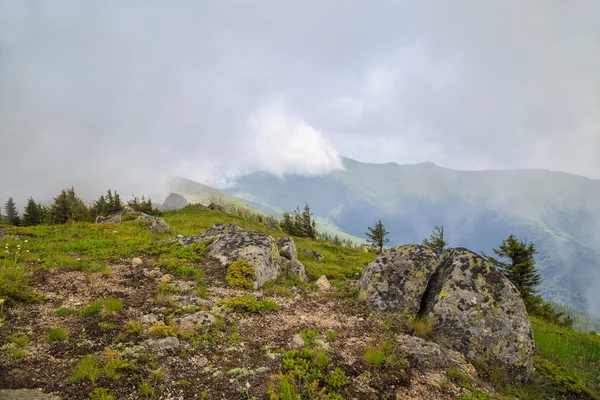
[1,0,599,207]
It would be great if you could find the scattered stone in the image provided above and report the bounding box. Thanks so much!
[290,334,305,349]
[143,269,163,278]
[96,211,170,233]
[131,257,143,267]
[421,248,534,381]
[300,248,324,261]
[316,275,331,291]
[140,314,163,326]
[176,312,216,330]
[0,390,62,400]
[281,259,307,282]
[276,237,297,260]
[191,356,209,367]
[358,245,438,318]
[152,337,180,350]
[160,274,173,283]
[172,295,212,308]
[208,203,225,211]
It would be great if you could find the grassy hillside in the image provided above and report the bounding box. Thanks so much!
[1,207,598,399]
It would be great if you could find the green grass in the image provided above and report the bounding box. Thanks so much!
[219,295,279,313]
[81,297,124,317]
[490,317,600,399]
[69,355,103,383]
[46,327,69,341]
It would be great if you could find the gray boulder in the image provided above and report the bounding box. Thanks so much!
[282,259,307,281]
[162,193,189,210]
[300,248,324,261]
[421,248,534,381]
[96,211,170,233]
[173,224,306,288]
[359,245,438,319]
[277,237,297,260]
[207,203,225,211]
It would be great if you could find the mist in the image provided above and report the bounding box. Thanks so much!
[1,1,599,208]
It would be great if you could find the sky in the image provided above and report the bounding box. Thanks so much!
[1,0,599,204]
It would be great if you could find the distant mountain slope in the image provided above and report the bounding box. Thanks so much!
[164,177,365,244]
[225,157,600,317]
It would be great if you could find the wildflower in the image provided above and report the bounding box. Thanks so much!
[24,240,28,243]
[26,250,30,253]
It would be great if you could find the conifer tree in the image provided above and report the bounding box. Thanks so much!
[483,234,542,301]
[365,219,389,254]
[49,187,91,224]
[422,225,448,256]
[22,197,43,226]
[91,194,106,218]
[4,197,21,226]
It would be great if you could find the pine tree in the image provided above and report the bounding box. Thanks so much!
[365,219,389,254]
[483,234,542,301]
[422,225,448,256]
[104,189,124,215]
[91,194,106,218]
[22,197,43,226]
[4,197,21,226]
[49,187,91,224]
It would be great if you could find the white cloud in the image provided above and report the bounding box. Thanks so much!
[248,100,344,177]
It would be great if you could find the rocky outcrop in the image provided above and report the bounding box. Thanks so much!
[277,237,297,260]
[359,245,438,318]
[96,211,170,233]
[300,248,324,261]
[420,248,534,381]
[172,224,306,288]
[163,193,189,210]
[359,245,534,381]
[282,260,307,281]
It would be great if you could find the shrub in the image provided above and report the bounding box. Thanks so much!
[70,355,102,383]
[149,324,181,338]
[88,388,115,400]
[219,295,278,313]
[81,301,103,316]
[158,282,179,295]
[47,327,69,341]
[226,260,255,289]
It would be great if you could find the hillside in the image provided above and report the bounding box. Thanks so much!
[224,157,600,317]
[1,207,599,400]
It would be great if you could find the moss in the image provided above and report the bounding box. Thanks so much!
[225,260,255,289]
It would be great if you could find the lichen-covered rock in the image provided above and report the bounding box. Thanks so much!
[358,245,438,319]
[277,237,297,260]
[96,211,170,233]
[176,312,216,330]
[420,248,534,381]
[173,224,283,288]
[282,259,307,281]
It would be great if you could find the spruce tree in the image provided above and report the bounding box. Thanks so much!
[22,197,43,226]
[91,195,106,218]
[365,219,389,254]
[49,187,91,224]
[422,225,448,256]
[483,234,542,301]
[4,197,21,226]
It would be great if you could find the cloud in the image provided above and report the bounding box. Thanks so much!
[0,0,599,208]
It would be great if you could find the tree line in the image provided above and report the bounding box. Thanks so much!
[0,188,161,227]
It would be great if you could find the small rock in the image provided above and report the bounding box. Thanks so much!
[153,336,180,350]
[0,389,62,400]
[131,257,143,267]
[276,237,297,260]
[316,275,331,291]
[290,334,305,349]
[176,312,216,330]
[143,269,162,278]
[140,314,162,326]
[160,274,173,283]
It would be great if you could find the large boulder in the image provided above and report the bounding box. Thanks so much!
[162,193,189,210]
[173,224,306,288]
[358,245,438,319]
[420,248,534,381]
[96,211,170,233]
